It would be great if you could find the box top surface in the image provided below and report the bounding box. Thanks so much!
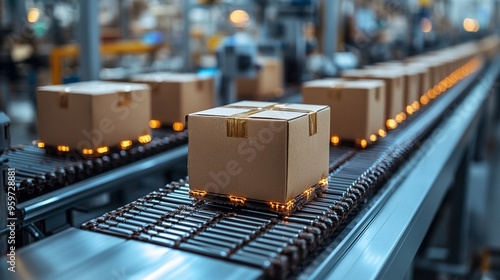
[303,79,384,89]
[342,69,403,78]
[38,81,149,95]
[405,57,445,66]
[365,65,425,75]
[190,102,327,121]
[227,101,278,108]
[131,72,211,82]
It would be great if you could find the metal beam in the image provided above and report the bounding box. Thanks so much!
[322,0,339,60]
[77,0,101,81]
[182,0,191,71]
[118,0,129,40]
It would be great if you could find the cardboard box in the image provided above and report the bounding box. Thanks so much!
[405,57,445,87]
[376,62,431,96]
[188,101,330,204]
[341,69,404,120]
[406,63,431,97]
[365,65,422,106]
[236,57,284,99]
[131,72,215,126]
[37,81,151,152]
[479,35,500,58]
[302,79,385,141]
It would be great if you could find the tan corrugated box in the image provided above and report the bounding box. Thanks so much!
[131,72,215,126]
[236,57,284,99]
[405,56,446,86]
[302,79,385,141]
[341,69,404,120]
[375,62,431,98]
[479,35,500,58]
[365,64,423,106]
[37,81,151,152]
[188,101,330,204]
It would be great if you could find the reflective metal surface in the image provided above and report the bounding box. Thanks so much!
[0,228,263,280]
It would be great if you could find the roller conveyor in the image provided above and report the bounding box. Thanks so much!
[6,129,188,203]
[2,54,498,279]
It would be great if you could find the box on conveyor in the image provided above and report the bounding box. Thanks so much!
[375,62,431,98]
[130,72,215,128]
[365,64,423,107]
[479,35,500,58]
[302,78,385,143]
[188,101,330,212]
[405,56,446,87]
[236,57,284,99]
[341,69,404,122]
[37,81,151,155]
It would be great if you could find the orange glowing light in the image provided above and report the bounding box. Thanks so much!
[386,119,398,130]
[229,9,250,28]
[331,136,340,145]
[463,18,480,32]
[97,146,109,154]
[406,105,414,115]
[27,8,40,23]
[172,122,185,132]
[303,187,315,200]
[420,95,430,105]
[378,129,387,138]
[57,145,69,152]
[412,101,421,111]
[36,141,45,148]
[395,114,404,124]
[357,139,368,149]
[319,178,328,187]
[120,140,132,150]
[138,134,152,144]
[229,195,246,204]
[190,190,207,197]
[82,148,94,155]
[437,83,447,92]
[369,134,378,142]
[149,120,161,129]
[269,201,294,212]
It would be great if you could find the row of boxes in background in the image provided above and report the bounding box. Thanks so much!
[187,35,500,207]
[302,35,500,146]
[34,36,498,207]
[36,57,284,153]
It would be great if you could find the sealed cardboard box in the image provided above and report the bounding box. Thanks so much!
[405,57,445,87]
[376,62,430,97]
[341,69,404,120]
[236,57,284,99]
[302,79,385,141]
[131,72,215,127]
[407,63,431,97]
[188,101,330,204]
[479,35,500,58]
[37,81,151,153]
[365,65,422,106]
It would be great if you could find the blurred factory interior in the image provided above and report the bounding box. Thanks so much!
[0,0,500,279]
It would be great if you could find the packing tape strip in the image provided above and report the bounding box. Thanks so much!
[328,84,343,101]
[59,88,70,108]
[117,90,132,107]
[225,104,318,138]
